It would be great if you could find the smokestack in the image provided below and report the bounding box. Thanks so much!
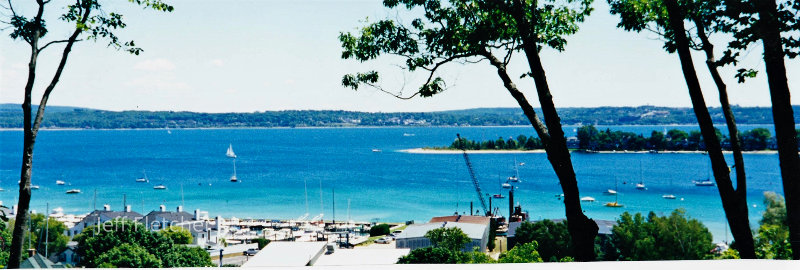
[194,209,200,221]
[125,205,131,212]
[103,204,111,211]
[177,206,183,212]
[159,205,166,212]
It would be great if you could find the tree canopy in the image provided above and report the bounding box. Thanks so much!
[425,227,471,252]
[74,220,212,268]
[513,219,573,262]
[611,210,713,260]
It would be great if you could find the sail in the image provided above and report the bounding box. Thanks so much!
[226,144,237,158]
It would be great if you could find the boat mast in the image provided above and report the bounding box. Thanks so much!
[304,179,309,215]
[45,203,49,257]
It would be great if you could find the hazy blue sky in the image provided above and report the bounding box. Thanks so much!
[1,0,798,113]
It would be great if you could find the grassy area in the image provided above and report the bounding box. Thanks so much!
[356,235,384,247]
[390,224,408,232]
[357,223,407,247]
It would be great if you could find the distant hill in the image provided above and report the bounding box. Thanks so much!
[0,104,794,129]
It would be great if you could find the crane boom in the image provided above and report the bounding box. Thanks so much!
[456,134,489,215]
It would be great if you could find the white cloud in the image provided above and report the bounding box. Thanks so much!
[210,59,224,67]
[133,58,176,71]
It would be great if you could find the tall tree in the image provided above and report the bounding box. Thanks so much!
[502,1,598,260]
[339,0,598,260]
[608,0,755,258]
[2,0,172,267]
[721,0,800,259]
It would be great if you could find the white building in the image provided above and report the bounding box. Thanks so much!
[395,220,490,252]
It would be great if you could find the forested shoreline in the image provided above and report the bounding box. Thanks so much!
[0,104,796,129]
[437,125,800,152]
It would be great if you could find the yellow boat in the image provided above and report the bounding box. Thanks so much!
[604,202,623,207]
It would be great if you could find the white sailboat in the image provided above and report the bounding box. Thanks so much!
[636,161,646,190]
[227,144,238,182]
[507,158,521,183]
[136,170,149,182]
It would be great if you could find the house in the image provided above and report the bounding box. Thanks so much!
[53,242,79,266]
[20,251,66,268]
[141,205,217,246]
[566,137,580,149]
[67,205,143,237]
[395,218,490,252]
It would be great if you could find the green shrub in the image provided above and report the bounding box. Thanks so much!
[369,224,391,236]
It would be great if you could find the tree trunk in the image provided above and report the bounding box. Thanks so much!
[509,0,597,261]
[665,0,755,260]
[7,4,44,267]
[692,17,755,258]
[754,0,800,260]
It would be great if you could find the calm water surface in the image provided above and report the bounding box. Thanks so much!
[0,125,786,242]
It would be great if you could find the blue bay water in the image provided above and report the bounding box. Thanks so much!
[0,125,786,242]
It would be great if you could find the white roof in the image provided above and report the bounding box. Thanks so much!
[396,222,488,240]
[241,242,326,267]
[314,249,410,266]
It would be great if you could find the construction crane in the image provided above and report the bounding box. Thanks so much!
[456,134,489,216]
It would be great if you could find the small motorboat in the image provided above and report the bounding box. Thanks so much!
[153,185,166,190]
[580,196,595,202]
[502,183,512,189]
[30,185,40,190]
[56,180,66,185]
[372,149,382,152]
[635,183,646,190]
[662,194,677,199]
[603,189,617,195]
[66,189,81,194]
[492,194,506,199]
[694,179,714,186]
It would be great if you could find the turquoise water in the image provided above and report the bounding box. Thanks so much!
[0,125,786,242]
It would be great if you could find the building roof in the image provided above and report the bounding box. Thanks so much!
[314,248,410,266]
[242,242,327,267]
[20,254,66,268]
[429,215,491,225]
[142,210,195,224]
[397,222,488,240]
[80,210,143,225]
[174,220,210,233]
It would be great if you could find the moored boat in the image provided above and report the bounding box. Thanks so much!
[153,184,166,190]
[66,189,80,194]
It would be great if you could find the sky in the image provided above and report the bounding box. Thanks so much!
[0,0,798,113]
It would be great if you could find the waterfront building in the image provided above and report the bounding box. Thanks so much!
[66,205,142,237]
[395,216,490,252]
[141,205,218,246]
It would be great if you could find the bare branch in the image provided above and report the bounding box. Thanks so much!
[363,81,421,100]
[39,39,81,51]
